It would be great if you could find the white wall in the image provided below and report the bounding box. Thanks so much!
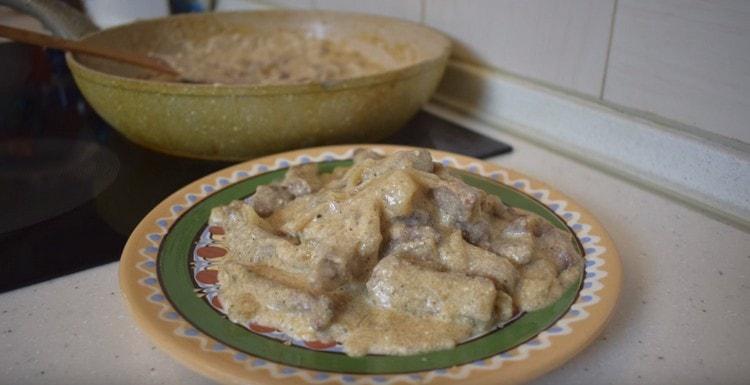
[603,0,750,145]
[423,0,614,98]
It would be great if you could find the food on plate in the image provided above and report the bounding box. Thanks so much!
[209,149,582,356]
[152,31,404,85]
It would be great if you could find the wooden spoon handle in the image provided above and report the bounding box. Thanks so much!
[0,24,179,75]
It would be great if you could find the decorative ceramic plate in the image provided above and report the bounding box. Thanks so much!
[120,144,621,385]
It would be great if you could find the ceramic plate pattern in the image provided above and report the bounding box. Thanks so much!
[120,145,621,385]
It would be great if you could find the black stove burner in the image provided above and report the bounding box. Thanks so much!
[0,43,511,293]
[385,112,511,159]
[0,138,120,233]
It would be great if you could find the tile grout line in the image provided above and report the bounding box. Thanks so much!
[599,0,620,99]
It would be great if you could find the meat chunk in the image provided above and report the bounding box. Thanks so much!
[503,214,546,238]
[365,169,423,219]
[399,207,432,226]
[427,168,512,248]
[250,163,323,217]
[357,149,435,183]
[385,222,440,261]
[460,217,492,247]
[351,149,432,173]
[267,189,344,234]
[353,148,383,163]
[443,195,509,248]
[514,258,566,312]
[367,255,497,329]
[489,215,544,265]
[432,178,483,224]
[437,231,519,294]
[431,181,513,251]
[490,212,579,272]
[299,198,383,282]
[280,163,323,197]
[382,206,439,261]
[388,149,434,173]
[219,261,333,340]
[482,194,510,218]
[251,184,294,217]
[535,225,580,272]
[492,240,534,266]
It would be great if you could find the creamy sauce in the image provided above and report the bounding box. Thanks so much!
[150,31,394,85]
[210,149,582,356]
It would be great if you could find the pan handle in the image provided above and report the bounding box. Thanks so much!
[0,0,99,39]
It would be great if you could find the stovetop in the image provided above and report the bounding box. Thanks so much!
[0,43,511,293]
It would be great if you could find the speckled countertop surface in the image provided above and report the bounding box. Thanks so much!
[2,108,749,385]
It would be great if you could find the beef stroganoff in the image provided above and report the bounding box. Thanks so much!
[209,149,582,356]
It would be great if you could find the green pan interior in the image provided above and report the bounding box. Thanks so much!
[157,161,583,374]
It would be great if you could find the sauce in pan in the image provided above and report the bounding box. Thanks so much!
[152,31,399,85]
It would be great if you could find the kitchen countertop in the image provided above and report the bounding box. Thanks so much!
[2,106,748,385]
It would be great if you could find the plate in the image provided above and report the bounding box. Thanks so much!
[119,144,621,385]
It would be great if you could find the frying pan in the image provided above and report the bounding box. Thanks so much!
[2,0,450,160]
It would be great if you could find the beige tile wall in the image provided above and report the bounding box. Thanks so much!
[423,0,615,97]
[603,0,750,144]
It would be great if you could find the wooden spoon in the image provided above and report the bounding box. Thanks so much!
[0,24,179,76]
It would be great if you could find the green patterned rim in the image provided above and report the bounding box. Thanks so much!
[157,160,583,374]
